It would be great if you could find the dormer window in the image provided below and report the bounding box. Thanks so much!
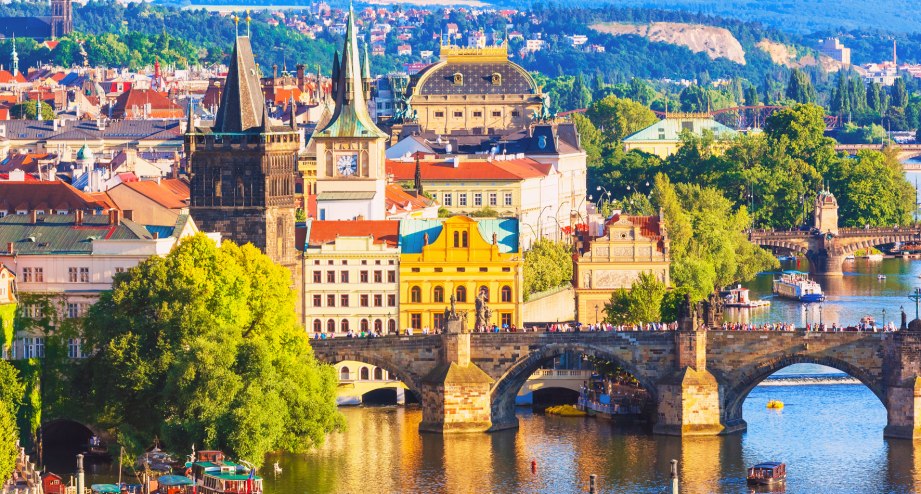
[453,72,464,86]
[491,73,502,85]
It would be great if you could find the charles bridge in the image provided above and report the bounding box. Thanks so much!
[311,328,921,439]
[748,188,921,275]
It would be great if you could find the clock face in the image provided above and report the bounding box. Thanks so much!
[336,154,358,176]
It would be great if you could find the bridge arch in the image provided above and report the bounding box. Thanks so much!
[316,349,425,401]
[489,342,657,430]
[720,354,885,428]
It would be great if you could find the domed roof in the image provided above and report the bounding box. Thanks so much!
[76,144,94,161]
[407,45,540,98]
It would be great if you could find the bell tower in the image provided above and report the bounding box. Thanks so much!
[187,34,300,271]
[50,0,73,39]
[312,5,388,221]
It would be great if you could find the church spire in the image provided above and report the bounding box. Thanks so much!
[11,35,18,77]
[213,35,266,133]
[316,5,386,139]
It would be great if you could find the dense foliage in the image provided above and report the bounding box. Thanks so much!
[82,234,342,464]
[0,361,24,483]
[523,239,573,300]
[603,272,666,324]
[583,102,916,230]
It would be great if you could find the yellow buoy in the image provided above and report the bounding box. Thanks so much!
[766,400,784,409]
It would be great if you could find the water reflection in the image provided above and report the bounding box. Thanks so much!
[727,257,921,327]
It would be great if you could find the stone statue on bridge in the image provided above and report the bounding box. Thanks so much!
[443,294,465,334]
[475,288,491,331]
[702,291,724,328]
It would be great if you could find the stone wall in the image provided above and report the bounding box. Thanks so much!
[523,286,575,324]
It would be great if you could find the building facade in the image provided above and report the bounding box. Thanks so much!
[623,113,738,159]
[313,6,390,221]
[302,220,400,335]
[186,35,300,272]
[403,43,544,135]
[0,211,215,360]
[399,216,523,331]
[574,214,670,324]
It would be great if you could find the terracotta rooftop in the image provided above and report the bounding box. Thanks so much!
[607,214,662,241]
[386,157,550,181]
[384,184,434,216]
[306,220,399,248]
[0,181,112,212]
[109,88,184,119]
[114,179,190,210]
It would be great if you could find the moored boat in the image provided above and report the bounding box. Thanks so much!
[187,450,262,494]
[723,285,770,308]
[747,462,786,486]
[772,271,825,303]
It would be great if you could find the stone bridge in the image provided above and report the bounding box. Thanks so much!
[311,330,921,439]
[835,143,921,162]
[749,227,920,275]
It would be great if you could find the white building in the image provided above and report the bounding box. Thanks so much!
[0,211,218,360]
[301,219,401,335]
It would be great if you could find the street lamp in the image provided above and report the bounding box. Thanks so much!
[803,303,808,327]
[594,304,599,324]
[536,205,552,239]
[819,304,824,326]
[555,201,570,242]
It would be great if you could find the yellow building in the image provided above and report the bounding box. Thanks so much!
[399,216,523,331]
[404,43,544,135]
[622,113,738,159]
[574,214,670,323]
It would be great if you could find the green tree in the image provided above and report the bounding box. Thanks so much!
[891,77,908,108]
[603,272,666,324]
[11,101,54,120]
[523,239,573,300]
[571,113,604,169]
[570,73,592,110]
[585,95,657,143]
[82,234,342,465]
[785,69,817,104]
[0,361,23,483]
[470,206,499,217]
[827,149,914,227]
[679,84,708,112]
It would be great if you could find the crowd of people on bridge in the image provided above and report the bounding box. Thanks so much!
[311,318,901,340]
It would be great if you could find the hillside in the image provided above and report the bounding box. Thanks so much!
[591,21,746,64]
[756,39,848,73]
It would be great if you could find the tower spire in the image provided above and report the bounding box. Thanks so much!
[213,35,266,133]
[11,35,18,77]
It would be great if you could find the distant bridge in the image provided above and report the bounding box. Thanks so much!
[750,227,920,275]
[834,143,921,162]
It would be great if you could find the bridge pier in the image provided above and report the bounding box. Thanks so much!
[418,329,495,433]
[653,329,736,436]
[884,332,921,440]
[806,250,846,276]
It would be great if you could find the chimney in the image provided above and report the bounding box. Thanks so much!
[123,210,133,221]
[296,64,306,89]
[6,242,13,255]
[75,210,83,225]
[108,209,121,226]
[152,231,159,239]
[30,210,37,224]
[52,119,59,131]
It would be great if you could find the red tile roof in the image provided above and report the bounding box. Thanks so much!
[607,214,662,240]
[0,181,112,212]
[307,220,399,247]
[0,70,26,84]
[115,179,189,209]
[109,88,184,119]
[384,183,433,215]
[0,153,54,174]
[385,157,550,181]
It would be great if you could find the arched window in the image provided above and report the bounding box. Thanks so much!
[410,286,422,303]
[462,231,469,247]
[374,367,383,380]
[453,231,460,248]
[501,285,512,303]
[361,319,369,332]
[433,286,445,303]
[313,319,322,332]
[456,285,467,303]
[360,367,370,380]
[479,286,489,302]
[340,319,349,332]
[340,366,350,380]
[388,319,396,334]
[326,319,335,332]
[374,319,383,332]
[453,72,464,86]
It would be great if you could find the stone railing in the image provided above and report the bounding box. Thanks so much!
[530,369,593,379]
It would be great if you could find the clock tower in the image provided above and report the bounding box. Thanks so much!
[313,6,388,221]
